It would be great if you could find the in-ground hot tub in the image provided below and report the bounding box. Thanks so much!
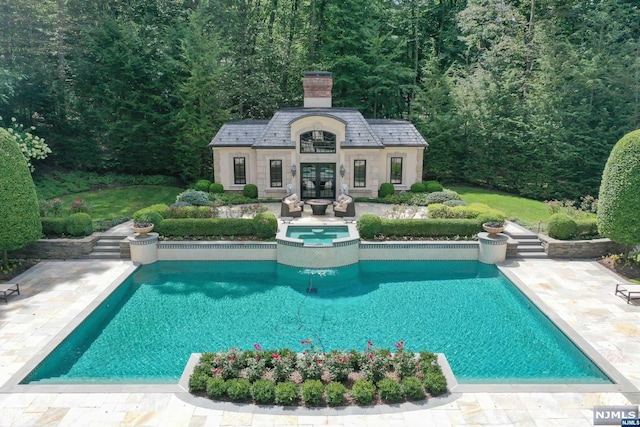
[277,224,359,268]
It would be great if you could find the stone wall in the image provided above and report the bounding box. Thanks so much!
[11,235,99,259]
[539,234,625,259]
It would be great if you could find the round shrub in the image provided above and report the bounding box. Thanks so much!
[301,379,324,406]
[41,218,67,236]
[402,376,425,400]
[253,212,277,238]
[209,183,224,194]
[225,378,251,400]
[206,377,227,398]
[274,381,298,405]
[251,379,275,404]
[65,212,93,236]
[378,182,395,197]
[188,365,210,392]
[410,182,427,193]
[243,184,258,199]
[325,381,346,406]
[377,378,403,402]
[176,189,210,206]
[351,380,376,405]
[426,191,461,205]
[133,204,168,221]
[424,370,447,396]
[443,199,466,207]
[357,214,382,239]
[194,179,211,192]
[138,211,163,226]
[548,213,577,240]
[424,180,444,192]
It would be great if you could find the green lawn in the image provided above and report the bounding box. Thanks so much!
[59,185,183,220]
[447,185,552,229]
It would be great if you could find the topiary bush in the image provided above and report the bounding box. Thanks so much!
[252,212,277,238]
[65,212,93,237]
[410,182,427,193]
[424,180,444,192]
[176,189,210,206]
[351,380,376,405]
[274,381,298,405]
[251,379,275,404]
[548,213,577,240]
[188,364,210,392]
[423,368,447,396]
[426,190,461,205]
[243,184,258,199]
[378,182,395,197]
[325,382,346,406]
[156,218,254,237]
[41,218,67,236]
[575,218,598,238]
[133,204,168,221]
[209,183,224,194]
[377,377,404,402]
[205,377,227,398]
[402,376,425,400]
[225,378,251,400]
[194,179,211,192]
[301,379,324,406]
[380,218,481,238]
[357,214,383,239]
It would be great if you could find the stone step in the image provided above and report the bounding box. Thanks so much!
[517,245,546,253]
[85,252,122,260]
[92,246,121,253]
[516,251,549,259]
[95,240,121,248]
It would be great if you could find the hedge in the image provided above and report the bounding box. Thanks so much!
[379,218,482,237]
[41,218,67,236]
[155,213,277,238]
[133,204,168,221]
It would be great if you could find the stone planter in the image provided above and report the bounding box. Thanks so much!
[482,223,505,235]
[132,224,154,237]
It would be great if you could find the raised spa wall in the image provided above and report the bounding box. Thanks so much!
[129,225,508,267]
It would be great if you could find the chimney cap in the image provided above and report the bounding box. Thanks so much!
[304,71,332,78]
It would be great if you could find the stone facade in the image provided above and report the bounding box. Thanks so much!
[539,234,625,259]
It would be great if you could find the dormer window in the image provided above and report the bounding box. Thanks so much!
[300,130,336,153]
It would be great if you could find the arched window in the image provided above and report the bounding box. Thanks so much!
[300,130,336,153]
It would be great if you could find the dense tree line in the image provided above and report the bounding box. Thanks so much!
[1,0,638,200]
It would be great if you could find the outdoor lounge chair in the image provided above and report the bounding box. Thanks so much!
[0,282,20,303]
[281,193,304,218]
[615,283,640,304]
[333,194,355,218]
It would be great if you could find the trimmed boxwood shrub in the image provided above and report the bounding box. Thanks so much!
[133,204,168,221]
[402,376,425,400]
[301,379,324,406]
[138,211,163,226]
[351,380,376,405]
[65,212,93,236]
[209,183,224,194]
[188,364,210,392]
[443,199,466,207]
[206,377,227,398]
[243,184,258,199]
[548,213,577,240]
[156,218,254,237]
[576,218,598,237]
[410,182,427,193]
[274,381,298,405]
[378,182,395,197]
[380,218,481,237]
[423,368,447,396]
[41,218,67,236]
[225,378,251,400]
[377,377,403,402]
[251,379,276,404]
[424,180,444,192]
[252,212,277,238]
[194,179,211,192]
[426,191,461,205]
[357,214,383,239]
[176,189,210,206]
[325,382,346,406]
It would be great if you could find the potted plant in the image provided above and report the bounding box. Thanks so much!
[132,213,158,237]
[482,221,505,235]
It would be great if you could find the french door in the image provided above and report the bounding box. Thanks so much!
[300,163,336,199]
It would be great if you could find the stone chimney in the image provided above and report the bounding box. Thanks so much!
[303,71,332,108]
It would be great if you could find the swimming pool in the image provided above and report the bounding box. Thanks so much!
[23,261,610,384]
[285,226,350,244]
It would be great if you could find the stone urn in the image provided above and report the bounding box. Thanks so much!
[132,223,154,237]
[482,222,505,235]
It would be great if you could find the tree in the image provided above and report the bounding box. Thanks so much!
[597,129,640,256]
[0,128,42,269]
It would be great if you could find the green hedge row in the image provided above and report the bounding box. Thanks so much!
[357,214,486,239]
[156,213,277,238]
[41,213,94,237]
[548,213,598,240]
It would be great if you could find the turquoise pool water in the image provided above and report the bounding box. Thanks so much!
[285,225,350,243]
[24,261,610,384]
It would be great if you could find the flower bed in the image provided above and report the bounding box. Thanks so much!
[188,341,448,407]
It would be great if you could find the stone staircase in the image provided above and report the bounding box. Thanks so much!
[504,223,547,259]
[86,235,129,260]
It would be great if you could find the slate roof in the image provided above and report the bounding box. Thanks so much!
[209,108,428,149]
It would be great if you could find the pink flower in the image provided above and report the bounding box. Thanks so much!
[272,353,280,359]
[368,354,373,360]
[367,340,373,347]
[254,343,262,351]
